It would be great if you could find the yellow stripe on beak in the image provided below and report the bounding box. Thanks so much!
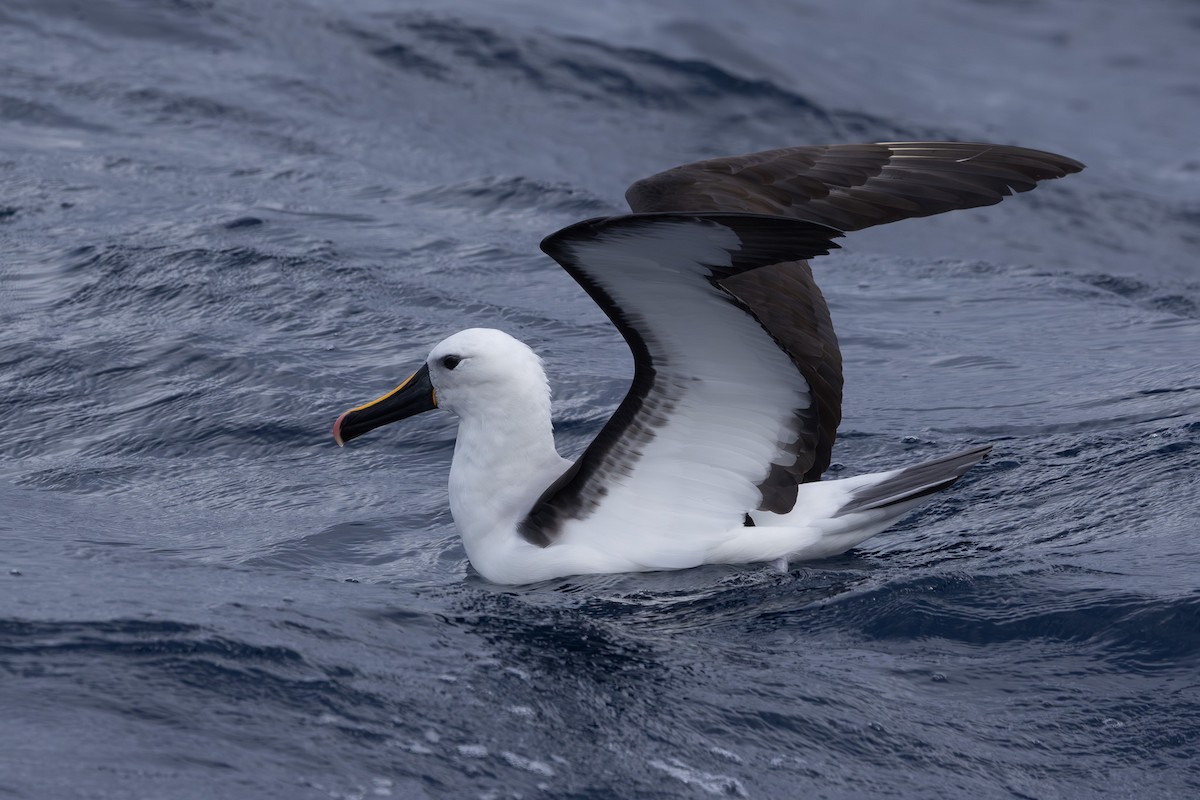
[346,368,424,414]
[333,362,438,447]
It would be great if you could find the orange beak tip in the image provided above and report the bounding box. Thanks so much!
[332,411,348,447]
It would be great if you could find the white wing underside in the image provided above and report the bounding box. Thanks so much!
[544,219,817,569]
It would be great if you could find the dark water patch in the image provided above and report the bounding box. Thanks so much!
[121,87,280,128]
[399,17,563,94]
[373,42,453,80]
[1172,204,1200,229]
[0,617,430,778]
[1080,272,1154,300]
[558,36,905,138]
[334,23,453,81]
[0,94,109,132]
[406,176,613,216]
[342,13,915,142]
[1138,384,1200,397]
[46,244,360,330]
[0,614,401,722]
[9,0,233,49]
[1149,293,1200,317]
[448,607,667,688]
[827,573,1200,670]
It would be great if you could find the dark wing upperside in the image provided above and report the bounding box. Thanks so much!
[625,141,1084,487]
[624,142,1085,231]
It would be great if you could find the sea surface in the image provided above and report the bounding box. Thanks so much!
[2,1,1199,797]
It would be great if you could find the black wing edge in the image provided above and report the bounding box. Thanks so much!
[539,212,844,278]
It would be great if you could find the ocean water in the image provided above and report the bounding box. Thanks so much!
[2,0,1199,797]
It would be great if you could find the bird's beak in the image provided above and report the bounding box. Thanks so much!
[332,363,437,446]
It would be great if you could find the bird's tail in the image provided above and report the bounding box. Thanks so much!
[834,444,993,517]
[712,444,994,565]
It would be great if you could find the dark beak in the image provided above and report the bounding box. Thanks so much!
[332,363,437,446]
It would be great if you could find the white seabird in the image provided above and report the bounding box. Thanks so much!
[333,142,1084,585]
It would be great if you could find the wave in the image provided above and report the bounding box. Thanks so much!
[405,175,612,216]
[816,572,1200,670]
[338,13,919,141]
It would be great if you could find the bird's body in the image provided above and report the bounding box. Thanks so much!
[334,142,1084,585]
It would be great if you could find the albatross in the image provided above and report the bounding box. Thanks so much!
[333,142,1083,585]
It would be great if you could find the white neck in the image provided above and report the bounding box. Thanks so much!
[446,398,568,558]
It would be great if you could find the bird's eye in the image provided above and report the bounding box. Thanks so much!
[441,355,461,370]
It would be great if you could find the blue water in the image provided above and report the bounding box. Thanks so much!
[3,0,1199,797]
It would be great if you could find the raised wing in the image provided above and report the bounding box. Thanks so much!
[625,141,1084,489]
[624,142,1085,230]
[520,213,843,553]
